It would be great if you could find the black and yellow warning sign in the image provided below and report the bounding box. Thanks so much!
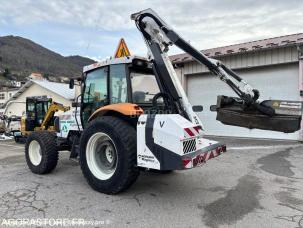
[114,38,131,58]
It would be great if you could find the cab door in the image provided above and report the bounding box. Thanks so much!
[25,100,36,131]
[81,66,109,124]
[109,64,129,104]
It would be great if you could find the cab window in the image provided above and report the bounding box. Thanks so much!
[82,67,108,123]
[36,102,49,124]
[110,64,128,103]
[131,71,160,104]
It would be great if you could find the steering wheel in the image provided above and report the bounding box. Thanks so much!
[152,92,174,113]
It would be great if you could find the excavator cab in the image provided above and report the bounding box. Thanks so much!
[25,96,52,131]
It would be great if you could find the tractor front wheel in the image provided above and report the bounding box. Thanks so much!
[25,131,59,174]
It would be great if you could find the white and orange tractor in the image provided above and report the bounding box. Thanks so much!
[24,9,302,194]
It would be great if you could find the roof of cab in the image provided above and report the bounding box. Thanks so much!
[83,55,148,73]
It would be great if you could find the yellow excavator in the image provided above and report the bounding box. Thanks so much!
[20,96,70,137]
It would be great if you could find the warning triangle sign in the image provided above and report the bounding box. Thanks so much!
[114,38,131,58]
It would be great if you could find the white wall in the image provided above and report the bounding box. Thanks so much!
[4,83,72,117]
[187,63,300,140]
[0,89,19,107]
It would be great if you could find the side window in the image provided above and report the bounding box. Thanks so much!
[36,102,45,124]
[131,71,160,103]
[84,67,108,104]
[27,102,35,118]
[0,93,5,100]
[110,64,128,103]
[82,67,108,123]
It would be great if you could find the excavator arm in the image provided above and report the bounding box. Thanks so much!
[40,102,70,130]
[132,9,302,133]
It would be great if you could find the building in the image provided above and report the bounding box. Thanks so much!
[0,80,23,89]
[170,33,303,140]
[0,87,19,108]
[29,72,43,80]
[3,79,76,117]
[11,81,22,88]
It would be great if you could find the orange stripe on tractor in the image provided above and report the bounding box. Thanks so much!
[88,103,144,122]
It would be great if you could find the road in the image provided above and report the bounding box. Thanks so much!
[0,137,303,228]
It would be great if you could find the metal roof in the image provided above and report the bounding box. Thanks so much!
[2,79,75,108]
[170,33,303,64]
[83,55,148,73]
[33,80,75,100]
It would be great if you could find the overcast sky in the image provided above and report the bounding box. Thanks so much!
[0,0,302,61]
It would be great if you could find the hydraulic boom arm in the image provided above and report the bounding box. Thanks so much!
[131,9,273,119]
[131,9,303,133]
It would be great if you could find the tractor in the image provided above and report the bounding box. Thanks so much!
[24,9,302,194]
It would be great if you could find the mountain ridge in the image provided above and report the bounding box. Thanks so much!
[0,35,96,80]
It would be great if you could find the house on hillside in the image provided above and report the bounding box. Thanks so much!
[28,72,43,80]
[0,87,19,108]
[2,79,76,117]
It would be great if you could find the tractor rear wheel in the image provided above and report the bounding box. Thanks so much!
[79,116,139,194]
[25,131,59,174]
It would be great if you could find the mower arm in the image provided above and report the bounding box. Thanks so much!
[132,9,302,133]
[132,9,259,107]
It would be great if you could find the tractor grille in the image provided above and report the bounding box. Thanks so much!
[183,139,196,154]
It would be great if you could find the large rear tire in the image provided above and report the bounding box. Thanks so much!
[79,116,139,194]
[25,131,59,174]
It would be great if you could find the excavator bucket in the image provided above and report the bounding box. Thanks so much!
[211,96,302,133]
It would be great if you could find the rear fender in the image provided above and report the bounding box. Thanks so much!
[88,103,143,122]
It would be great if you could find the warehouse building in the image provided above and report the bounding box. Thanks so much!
[171,33,303,140]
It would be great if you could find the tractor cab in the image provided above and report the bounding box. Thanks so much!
[24,96,52,131]
[80,56,166,125]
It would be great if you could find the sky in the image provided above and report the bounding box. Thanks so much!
[0,0,302,61]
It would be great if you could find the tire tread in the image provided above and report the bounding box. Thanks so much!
[25,131,58,174]
[80,116,139,194]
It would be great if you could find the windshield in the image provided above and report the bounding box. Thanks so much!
[130,71,160,104]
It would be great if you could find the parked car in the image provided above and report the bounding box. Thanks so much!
[0,115,22,142]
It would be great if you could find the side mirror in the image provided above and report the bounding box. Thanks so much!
[69,79,74,89]
[72,102,81,107]
[192,105,203,112]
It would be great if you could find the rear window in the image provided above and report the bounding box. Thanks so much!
[131,71,160,103]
